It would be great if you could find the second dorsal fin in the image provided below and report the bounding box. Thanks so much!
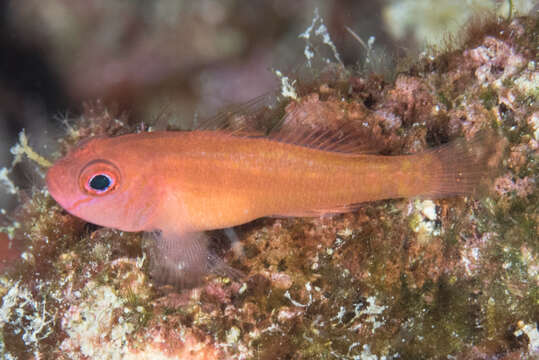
[194,90,386,155]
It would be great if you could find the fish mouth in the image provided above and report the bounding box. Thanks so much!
[45,167,59,198]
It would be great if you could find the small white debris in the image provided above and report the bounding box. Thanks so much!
[411,200,440,238]
[359,344,378,360]
[0,280,56,357]
[360,296,387,333]
[527,112,538,141]
[0,167,18,195]
[238,282,248,295]
[135,253,146,269]
[274,70,298,100]
[515,322,539,354]
[419,200,437,221]
[284,282,313,308]
[226,326,241,345]
[298,8,342,67]
[349,296,387,335]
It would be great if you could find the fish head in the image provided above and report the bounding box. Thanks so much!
[46,136,155,232]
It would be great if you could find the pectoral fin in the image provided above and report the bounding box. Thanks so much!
[147,231,243,288]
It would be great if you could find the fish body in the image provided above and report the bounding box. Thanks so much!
[46,129,501,286]
[47,131,440,232]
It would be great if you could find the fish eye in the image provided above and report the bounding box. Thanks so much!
[79,160,120,196]
[88,174,112,192]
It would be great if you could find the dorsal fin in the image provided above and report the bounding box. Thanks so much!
[193,90,386,155]
[269,92,385,154]
[195,92,281,134]
[269,124,383,155]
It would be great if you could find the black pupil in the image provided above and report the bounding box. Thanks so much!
[89,174,111,191]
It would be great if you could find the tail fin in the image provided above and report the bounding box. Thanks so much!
[423,131,506,198]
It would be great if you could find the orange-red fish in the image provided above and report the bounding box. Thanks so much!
[46,129,501,286]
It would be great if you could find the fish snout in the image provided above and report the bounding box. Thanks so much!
[46,163,75,205]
